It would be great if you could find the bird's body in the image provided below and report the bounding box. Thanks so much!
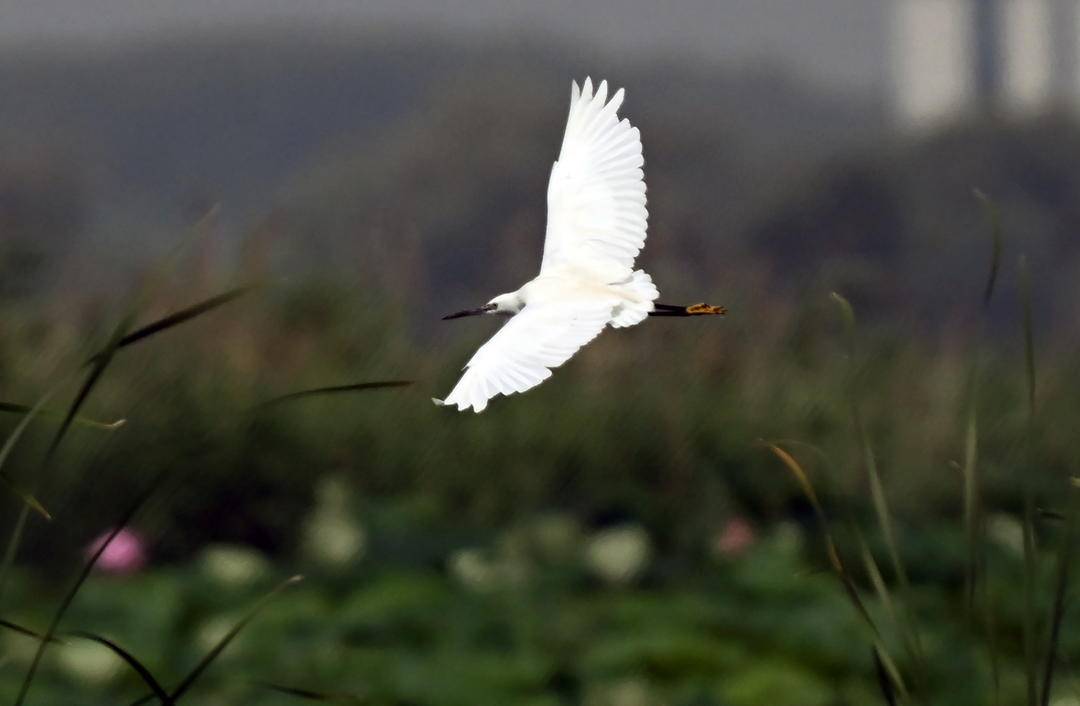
[518,264,659,325]
[436,77,723,413]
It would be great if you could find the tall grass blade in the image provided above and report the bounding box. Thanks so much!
[961,404,979,614]
[0,477,50,522]
[873,646,899,706]
[45,309,137,462]
[167,575,302,702]
[254,381,413,409]
[858,533,901,637]
[70,631,174,705]
[0,379,80,601]
[3,211,230,611]
[854,414,910,592]
[968,189,1004,696]
[829,291,857,359]
[8,286,255,599]
[831,292,923,677]
[858,529,928,700]
[1023,487,1039,706]
[1039,480,1078,706]
[0,402,125,430]
[1019,256,1036,417]
[0,618,64,644]
[86,285,259,365]
[1019,254,1039,706]
[0,381,70,522]
[963,385,1000,706]
[984,576,1002,706]
[35,284,256,483]
[256,681,367,703]
[832,292,909,587]
[51,215,239,462]
[0,506,31,606]
[14,470,166,706]
[764,442,907,697]
[973,189,1003,308]
[10,284,254,551]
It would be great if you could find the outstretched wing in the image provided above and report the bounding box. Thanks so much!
[436,302,612,413]
[541,78,648,278]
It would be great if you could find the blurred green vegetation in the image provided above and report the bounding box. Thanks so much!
[0,503,1070,706]
[1,264,1064,564]
[0,250,1075,703]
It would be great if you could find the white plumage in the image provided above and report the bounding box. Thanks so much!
[436,77,659,413]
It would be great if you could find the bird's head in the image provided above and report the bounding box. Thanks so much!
[442,292,522,320]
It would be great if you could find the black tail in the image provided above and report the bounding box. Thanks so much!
[649,302,727,317]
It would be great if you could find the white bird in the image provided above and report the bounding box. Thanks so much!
[436,77,725,413]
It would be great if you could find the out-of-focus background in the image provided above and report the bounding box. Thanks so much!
[2,1,1080,704]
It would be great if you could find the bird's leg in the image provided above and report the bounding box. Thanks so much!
[649,303,727,317]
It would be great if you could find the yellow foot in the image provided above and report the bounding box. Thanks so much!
[686,303,727,316]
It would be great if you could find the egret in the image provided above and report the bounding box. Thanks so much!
[436,77,725,413]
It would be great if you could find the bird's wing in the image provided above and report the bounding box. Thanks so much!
[436,301,613,413]
[540,78,648,278]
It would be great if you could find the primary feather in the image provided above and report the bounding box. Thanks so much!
[438,78,657,413]
[541,77,648,280]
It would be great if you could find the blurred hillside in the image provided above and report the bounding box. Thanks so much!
[0,30,880,295]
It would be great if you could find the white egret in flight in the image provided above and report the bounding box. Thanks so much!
[436,77,725,413]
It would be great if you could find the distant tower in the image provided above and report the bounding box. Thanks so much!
[1048,0,1080,106]
[973,0,1003,109]
[892,0,1080,128]
[892,0,975,126]
[1000,0,1053,112]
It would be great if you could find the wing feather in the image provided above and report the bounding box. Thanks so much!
[541,78,648,277]
[437,303,611,413]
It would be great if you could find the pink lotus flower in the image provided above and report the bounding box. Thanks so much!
[86,528,147,575]
[715,517,756,558]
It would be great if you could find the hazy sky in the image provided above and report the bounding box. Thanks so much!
[1,0,888,91]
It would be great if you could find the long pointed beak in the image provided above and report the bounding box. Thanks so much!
[442,304,495,320]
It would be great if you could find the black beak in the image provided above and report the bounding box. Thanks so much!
[442,303,495,320]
